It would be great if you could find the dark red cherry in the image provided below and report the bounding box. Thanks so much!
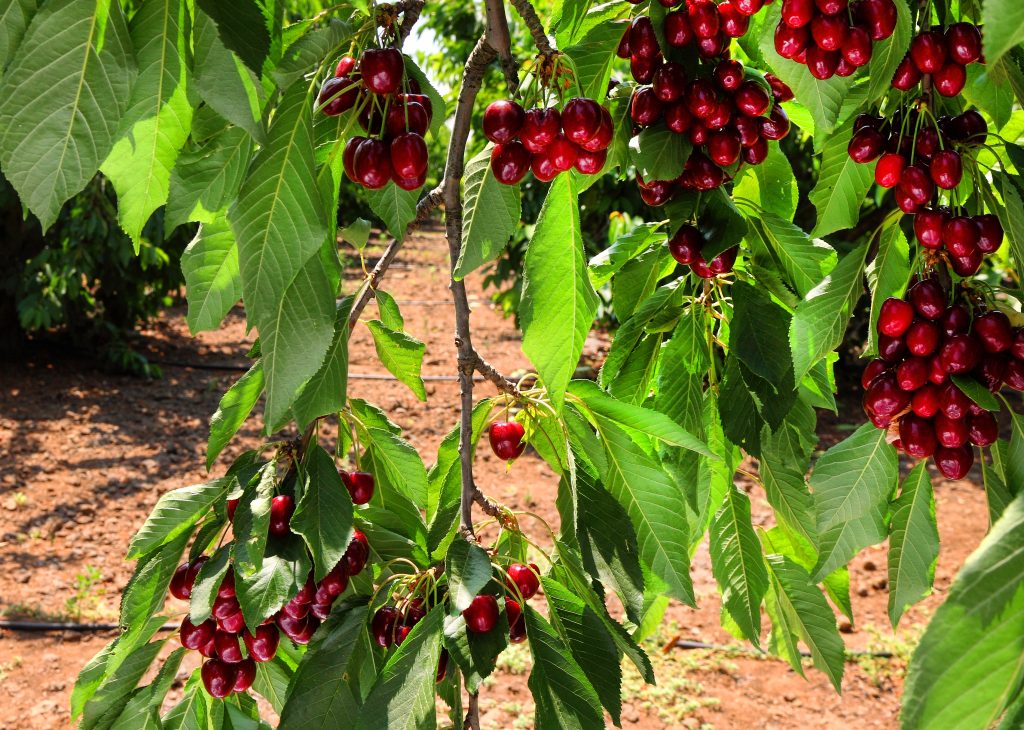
[935,445,974,480]
[951,110,988,146]
[930,150,962,190]
[1007,359,1024,390]
[899,164,934,206]
[340,470,375,505]
[735,0,765,14]
[939,381,973,419]
[463,595,499,633]
[616,27,631,58]
[665,11,694,47]
[912,383,941,417]
[631,87,664,127]
[765,73,794,102]
[875,152,906,188]
[848,127,886,163]
[775,23,810,59]
[170,563,192,600]
[629,16,659,58]
[914,208,946,249]
[891,55,922,91]
[180,617,215,651]
[201,660,238,699]
[951,249,983,277]
[911,30,948,73]
[360,48,404,95]
[908,278,946,320]
[708,247,739,275]
[719,2,750,37]
[390,133,428,180]
[344,529,370,576]
[929,355,949,385]
[941,304,971,336]
[685,79,719,120]
[968,411,998,447]
[335,56,356,78]
[690,0,721,39]
[639,178,675,206]
[321,564,349,598]
[277,613,316,645]
[217,610,245,634]
[436,649,450,683]
[864,372,911,426]
[708,130,742,166]
[879,333,906,363]
[483,100,525,144]
[934,62,967,97]
[940,335,982,374]
[547,135,577,172]
[906,320,940,357]
[630,54,662,84]
[713,60,744,93]
[226,498,239,522]
[318,76,359,116]
[975,311,1013,353]
[843,26,873,67]
[976,214,1004,254]
[213,593,241,621]
[268,494,294,537]
[233,659,256,693]
[735,82,770,117]
[935,413,970,449]
[243,625,280,662]
[896,357,929,391]
[580,108,613,152]
[742,138,768,166]
[697,33,727,59]
[760,106,791,141]
[394,170,427,193]
[520,108,561,153]
[704,101,732,131]
[977,353,1007,391]
[942,216,979,257]
[858,0,898,40]
[215,630,244,664]
[900,415,937,459]
[669,225,704,266]
[878,297,914,337]
[575,147,607,175]
[946,23,982,65]
[653,63,688,103]
[1012,329,1024,360]
[781,0,815,28]
[353,139,393,190]
[665,102,693,134]
[562,97,603,144]
[811,14,848,51]
[506,598,526,643]
[490,141,531,185]
[895,186,922,215]
[489,420,526,460]
[371,606,400,647]
[343,136,364,182]
[862,358,888,389]
[806,46,840,80]
[506,563,541,600]
[385,99,429,137]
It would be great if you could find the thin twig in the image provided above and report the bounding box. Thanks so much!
[508,0,553,55]
[463,692,481,730]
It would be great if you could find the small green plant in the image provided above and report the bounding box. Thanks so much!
[64,566,105,622]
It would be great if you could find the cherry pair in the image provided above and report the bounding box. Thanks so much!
[668,223,739,278]
[913,208,1003,276]
[893,23,983,96]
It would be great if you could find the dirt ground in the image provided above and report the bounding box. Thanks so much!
[0,224,992,729]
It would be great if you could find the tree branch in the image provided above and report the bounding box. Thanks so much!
[463,692,481,730]
[485,0,520,93]
[508,0,553,55]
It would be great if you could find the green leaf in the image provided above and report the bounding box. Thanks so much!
[0,0,36,69]
[710,485,769,645]
[402,54,446,139]
[182,218,243,336]
[293,445,354,581]
[628,125,691,182]
[206,362,264,470]
[233,462,275,576]
[525,606,605,730]
[982,0,1024,66]
[591,415,695,605]
[589,222,664,287]
[253,658,293,715]
[996,172,1024,273]
[127,478,231,559]
[455,144,521,279]
[865,224,911,355]
[293,299,351,427]
[192,10,264,143]
[902,492,1024,729]
[361,426,429,509]
[888,461,939,628]
[443,610,508,694]
[0,0,134,229]
[964,63,1015,131]
[611,245,671,322]
[811,424,898,581]
[743,210,837,298]
[445,538,494,612]
[188,544,231,625]
[195,0,269,75]
[733,143,798,219]
[950,375,1002,412]
[366,181,420,240]
[719,353,764,455]
[120,530,189,631]
[167,126,253,231]
[730,280,793,386]
[601,281,680,383]
[356,607,443,730]
[521,174,599,411]
[341,218,371,251]
[272,19,353,90]
[864,0,912,104]
[109,649,185,730]
[100,0,193,247]
[236,534,312,630]
[809,119,877,237]
[366,320,427,401]
[759,400,818,544]
[278,602,371,729]
[229,79,335,429]
[790,245,867,382]
[764,554,845,692]
[374,290,404,331]
[81,640,165,730]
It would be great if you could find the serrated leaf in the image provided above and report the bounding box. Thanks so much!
[362,426,429,509]
[0,0,134,230]
[888,461,939,627]
[101,0,193,247]
[589,222,664,287]
[167,126,253,231]
[366,181,420,240]
[731,281,793,386]
[790,245,867,382]
[744,210,837,298]
[733,139,798,218]
[455,144,521,278]
[253,658,292,715]
[525,606,605,730]
[273,19,353,89]
[188,543,231,625]
[236,534,311,630]
[183,219,243,336]
[127,478,231,559]
[759,400,817,544]
[233,462,275,576]
[902,492,1024,729]
[206,362,263,469]
[293,445,354,581]
[120,531,189,632]
[402,54,446,139]
[366,320,426,401]
[445,538,493,612]
[811,424,898,580]
[521,174,599,411]
[628,125,691,182]
[809,119,877,237]
[192,10,264,143]
[950,375,1001,412]
[700,188,748,261]
[109,648,185,730]
[964,62,1015,131]
[293,299,351,428]
[710,486,769,645]
[982,0,1024,67]
[564,10,628,101]
[195,0,269,75]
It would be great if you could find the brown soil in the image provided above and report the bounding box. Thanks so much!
[0,224,991,729]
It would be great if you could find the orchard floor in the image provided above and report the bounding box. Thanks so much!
[0,223,992,730]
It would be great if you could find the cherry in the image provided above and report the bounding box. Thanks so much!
[806,46,840,80]
[360,48,404,95]
[899,164,934,206]
[436,649,450,683]
[713,60,744,93]
[910,30,947,73]
[734,115,761,146]
[976,214,1004,254]
[935,445,974,480]
[213,593,241,621]
[575,148,607,175]
[735,0,765,13]
[639,178,676,206]
[940,335,982,374]
[914,208,946,249]
[704,101,732,130]
[631,87,664,127]
[912,383,941,417]
[708,246,739,275]
[562,98,603,144]
[848,127,885,163]
[766,74,795,103]
[860,0,898,40]
[907,278,946,320]
[1007,360,1024,390]
[520,108,561,153]
[665,11,694,48]
[934,413,970,449]
[403,598,427,626]
[878,333,907,363]
[939,382,973,419]
[202,660,238,699]
[811,14,848,51]
[862,358,888,388]
[719,2,750,37]
[951,110,988,145]
[489,420,526,461]
[629,16,659,58]
[974,311,1013,353]
[395,170,427,193]
[940,304,971,337]
[617,27,631,59]
[946,23,982,65]
[340,470,375,505]
[689,151,727,188]
[896,357,929,391]
[928,354,949,385]
[217,610,246,634]
[933,62,967,97]
[1013,329,1024,360]
[906,320,940,357]
[899,415,937,459]
[386,99,429,137]
[942,216,979,257]
[335,56,356,78]
[652,63,687,103]
[863,373,910,426]
[775,23,810,59]
[580,108,613,152]
[180,617,215,651]
[668,226,703,266]
[951,249,983,277]
[226,498,239,522]
[782,0,814,28]
[547,135,577,172]
[891,55,922,91]
[277,614,316,645]
[321,565,348,598]
[244,625,280,662]
[405,93,433,121]
[268,494,294,537]
[344,530,370,576]
[214,630,244,664]
[170,563,193,600]
[878,297,914,337]
[390,133,428,180]
[310,602,332,620]
[318,76,359,116]
[281,595,310,620]
[844,26,873,67]
[895,186,921,215]
[741,138,769,166]
[490,142,531,186]
[875,153,905,188]
[685,79,718,120]
[463,594,499,633]
[968,411,998,447]
[977,354,1007,392]
[708,130,742,166]
[690,0,721,38]
[353,139,393,190]
[233,659,257,693]
[506,598,526,643]
[483,100,525,144]
[506,563,540,600]
[735,82,770,117]
[930,150,962,189]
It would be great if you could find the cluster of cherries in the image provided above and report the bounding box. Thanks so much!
[484,97,613,185]
[893,23,984,96]
[912,207,1004,276]
[773,0,898,79]
[861,277,1024,479]
[620,1,772,71]
[317,47,435,191]
[668,222,737,278]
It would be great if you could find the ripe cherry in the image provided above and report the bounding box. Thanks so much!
[899,415,937,459]
[562,98,603,144]
[951,249,983,277]
[806,46,840,80]
[735,0,765,13]
[942,216,979,257]
[848,127,886,163]
[217,610,246,634]
[935,445,974,480]
[353,139,393,190]
[483,100,525,144]
[910,30,947,73]
[669,226,704,266]
[547,135,577,172]
[277,614,316,645]
[665,10,694,47]
[940,335,982,374]
[863,373,910,426]
[939,382,973,419]
[463,594,499,633]
[215,630,244,664]
[386,99,429,137]
[318,76,358,116]
[968,411,998,447]
[862,359,887,389]
[575,148,607,175]
[977,354,1007,391]
[321,564,348,599]
[489,420,526,460]
[360,48,404,95]
[878,333,907,362]
[436,649,450,683]
[859,0,898,40]
[631,87,664,127]
[781,0,815,28]
[1007,359,1024,390]
[935,413,970,449]
[629,16,659,58]
[390,133,428,180]
[775,23,810,59]
[653,63,688,103]
[506,563,541,600]
[170,563,193,600]
[735,82,770,117]
[875,153,905,188]
[896,357,929,391]
[976,215,1004,254]
[974,311,1013,353]
[520,108,561,152]
[616,27,631,59]
[908,278,946,320]
[742,138,770,166]
[685,79,718,120]
[704,101,732,131]
[341,470,375,506]
[899,165,934,206]
[639,178,676,206]
[713,60,744,93]
[811,14,848,51]
[912,383,941,417]
[844,26,873,67]
[708,129,742,166]
[914,209,946,249]
[344,529,370,576]
[507,598,526,643]
[180,617,215,651]
[490,141,531,186]
[891,55,922,91]
[878,297,914,337]
[233,659,257,693]
[690,0,721,38]
[719,2,750,37]
[335,56,356,78]
[933,62,967,97]
[734,115,761,146]
[906,320,940,357]
[244,624,280,662]
[946,23,982,65]
[202,660,238,699]
[930,150,962,189]
[268,494,294,537]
